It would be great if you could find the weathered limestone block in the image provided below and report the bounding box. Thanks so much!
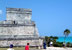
[6,8,32,22]
[0,40,43,47]
[0,20,14,24]
[0,26,34,35]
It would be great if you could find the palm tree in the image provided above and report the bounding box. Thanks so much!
[64,29,71,43]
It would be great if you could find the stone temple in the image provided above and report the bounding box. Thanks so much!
[0,8,43,47]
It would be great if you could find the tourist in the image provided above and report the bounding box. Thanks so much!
[50,41,53,47]
[43,42,46,49]
[63,42,66,47]
[25,43,29,50]
[7,44,14,50]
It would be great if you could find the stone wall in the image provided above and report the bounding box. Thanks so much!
[0,39,43,47]
[6,8,32,22]
[0,26,35,35]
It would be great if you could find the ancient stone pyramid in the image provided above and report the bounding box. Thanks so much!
[0,8,43,47]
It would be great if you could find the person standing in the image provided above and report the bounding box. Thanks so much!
[63,42,66,47]
[50,41,53,47]
[43,41,46,49]
[25,43,29,50]
[7,44,14,50]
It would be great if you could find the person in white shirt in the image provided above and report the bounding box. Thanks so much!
[63,42,66,47]
[50,41,53,47]
[7,44,14,50]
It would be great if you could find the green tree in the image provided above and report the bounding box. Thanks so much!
[45,36,50,46]
[45,36,59,47]
[64,29,71,43]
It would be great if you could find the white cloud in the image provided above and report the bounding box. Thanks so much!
[0,10,2,15]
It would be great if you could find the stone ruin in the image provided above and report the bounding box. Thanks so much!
[0,8,43,47]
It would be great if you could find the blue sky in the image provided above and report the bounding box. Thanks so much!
[0,0,72,37]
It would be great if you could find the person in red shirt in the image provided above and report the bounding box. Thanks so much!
[25,43,29,50]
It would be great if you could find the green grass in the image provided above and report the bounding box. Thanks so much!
[0,47,40,50]
[0,47,26,50]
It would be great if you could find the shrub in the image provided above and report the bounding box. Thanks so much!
[66,42,71,47]
[53,42,63,47]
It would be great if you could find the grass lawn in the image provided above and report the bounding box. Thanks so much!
[0,47,40,50]
[0,47,25,50]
